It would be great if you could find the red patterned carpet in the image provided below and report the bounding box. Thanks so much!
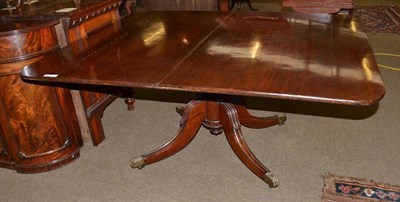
[353,6,400,34]
[323,173,400,202]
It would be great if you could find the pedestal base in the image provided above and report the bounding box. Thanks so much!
[130,95,285,187]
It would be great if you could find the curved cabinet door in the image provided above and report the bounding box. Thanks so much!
[0,73,82,173]
[0,19,82,173]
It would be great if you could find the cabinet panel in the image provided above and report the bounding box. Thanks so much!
[0,19,82,173]
[0,74,82,173]
[1,75,67,156]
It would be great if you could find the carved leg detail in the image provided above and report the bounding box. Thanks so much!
[130,100,206,169]
[220,103,278,188]
[234,104,286,129]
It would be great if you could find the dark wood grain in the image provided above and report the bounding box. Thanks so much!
[131,100,206,168]
[160,12,384,106]
[129,97,282,187]
[220,102,278,187]
[141,0,219,11]
[19,11,385,185]
[0,74,81,173]
[0,18,82,173]
[22,12,231,87]
[0,19,59,63]
[21,11,384,106]
[1,0,123,146]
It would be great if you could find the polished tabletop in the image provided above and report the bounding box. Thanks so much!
[21,11,385,106]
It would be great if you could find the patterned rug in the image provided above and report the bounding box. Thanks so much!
[323,173,400,202]
[352,6,400,34]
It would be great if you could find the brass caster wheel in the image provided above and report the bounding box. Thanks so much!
[265,172,279,188]
[278,114,287,125]
[130,156,145,169]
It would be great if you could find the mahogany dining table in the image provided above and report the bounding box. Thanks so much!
[20,11,385,187]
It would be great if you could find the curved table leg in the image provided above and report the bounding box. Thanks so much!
[220,103,278,187]
[234,104,286,129]
[130,100,206,169]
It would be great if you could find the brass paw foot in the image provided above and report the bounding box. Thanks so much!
[265,172,279,188]
[130,156,145,169]
[278,114,287,125]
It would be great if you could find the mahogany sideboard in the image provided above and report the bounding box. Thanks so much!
[1,0,122,147]
[0,19,82,173]
[0,0,122,173]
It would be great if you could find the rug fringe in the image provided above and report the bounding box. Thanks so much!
[322,172,400,202]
